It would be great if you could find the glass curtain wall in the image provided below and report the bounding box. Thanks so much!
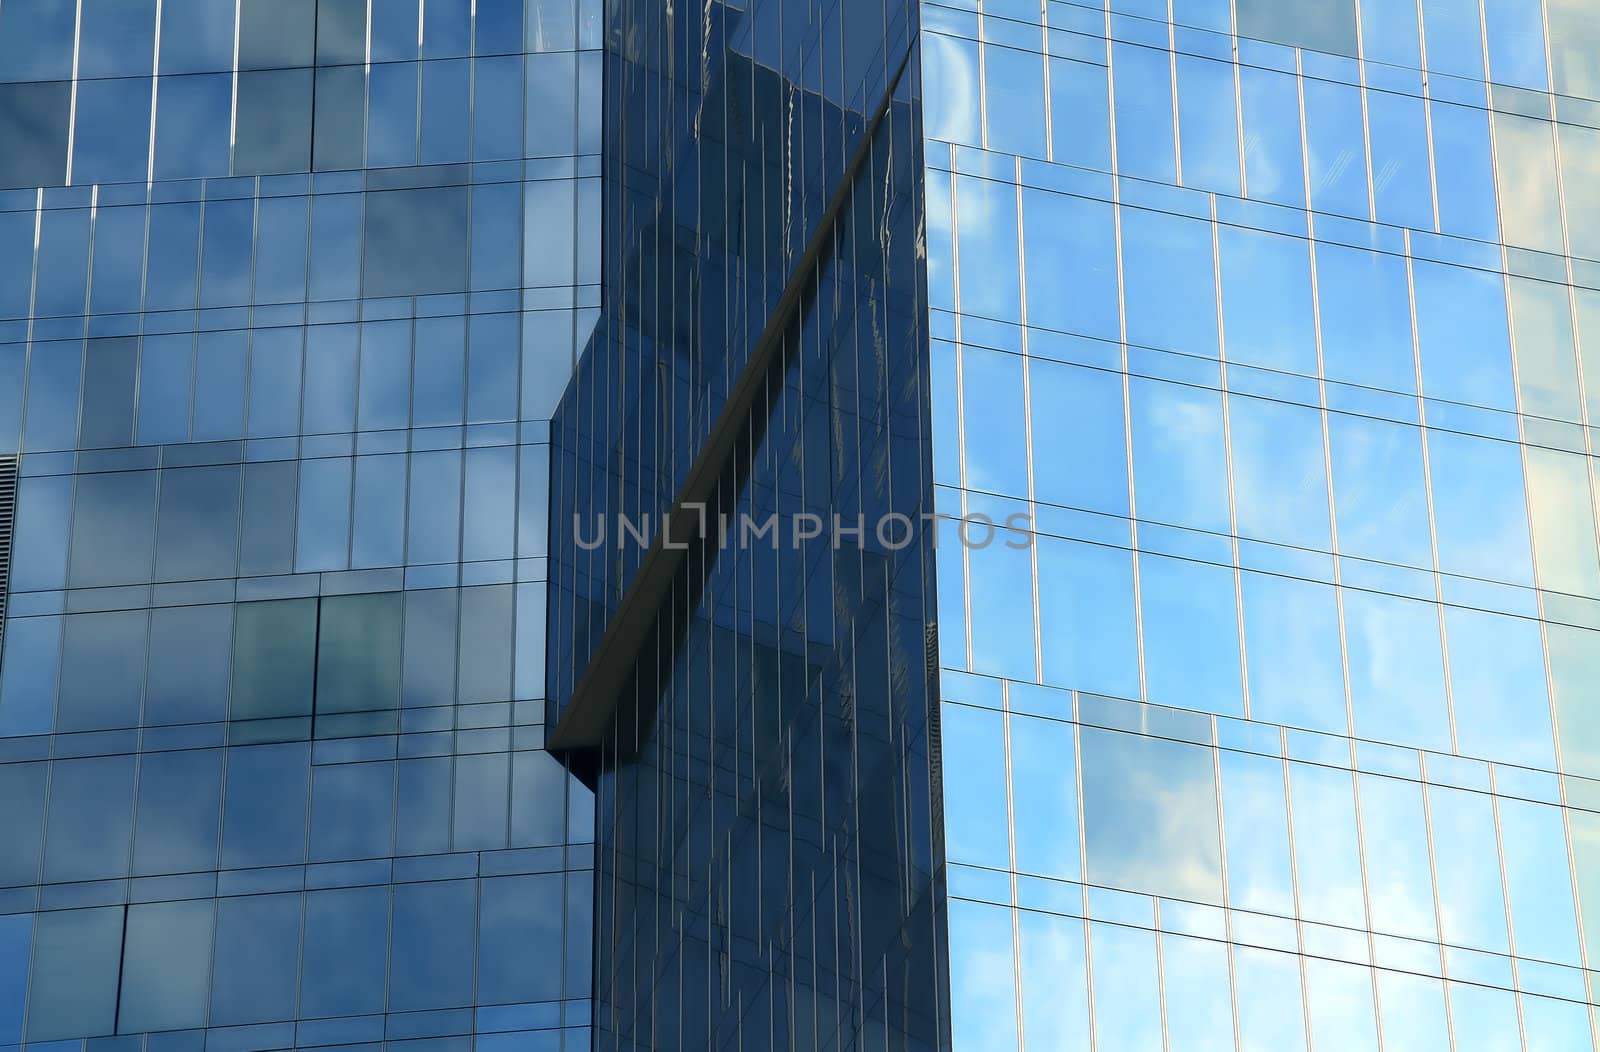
[544,0,950,1047]
[0,1,600,1049]
[925,0,1600,1048]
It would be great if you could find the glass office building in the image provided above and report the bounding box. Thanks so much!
[926,0,1600,1048]
[0,1,601,1050]
[7,0,1600,1050]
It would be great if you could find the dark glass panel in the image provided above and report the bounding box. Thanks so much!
[25,908,122,1042]
[317,0,368,65]
[118,900,214,1033]
[220,743,310,868]
[238,0,316,69]
[234,68,314,176]
[1237,0,1358,56]
[209,893,302,1025]
[133,748,223,875]
[68,470,157,587]
[389,880,476,1010]
[315,591,403,716]
[0,81,68,186]
[155,464,242,581]
[300,886,388,1017]
[0,763,46,887]
[79,337,138,448]
[0,0,76,82]
[230,598,317,722]
[78,0,157,78]
[362,187,470,297]
[144,604,233,726]
[313,65,367,172]
[56,609,146,732]
[42,755,135,882]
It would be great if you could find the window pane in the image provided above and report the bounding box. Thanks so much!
[0,0,75,81]
[238,0,315,68]
[1010,714,1079,880]
[155,464,242,581]
[26,908,123,1042]
[984,43,1046,158]
[1220,750,1295,916]
[1140,554,1242,716]
[1357,774,1437,941]
[478,874,566,1005]
[1428,785,1510,952]
[1237,0,1356,55]
[210,893,302,1025]
[157,73,233,179]
[231,598,317,722]
[133,748,223,875]
[1344,589,1451,752]
[221,743,310,869]
[1229,394,1330,549]
[71,78,151,185]
[1090,923,1162,1050]
[1242,571,1346,734]
[301,886,388,1018]
[1019,911,1089,1052]
[44,755,135,883]
[1130,378,1229,534]
[234,68,313,175]
[1121,208,1217,358]
[961,345,1028,497]
[310,760,396,861]
[1426,429,1534,586]
[1111,43,1175,183]
[1219,225,1315,375]
[56,609,146,732]
[364,187,470,297]
[119,900,213,1033]
[940,702,1010,868]
[1328,415,1432,569]
[144,604,231,725]
[948,900,1019,1049]
[1022,190,1120,343]
[390,880,476,1010]
[1289,763,1365,928]
[1082,726,1223,903]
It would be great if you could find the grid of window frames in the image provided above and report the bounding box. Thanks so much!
[0,1,601,1049]
[925,0,1600,1048]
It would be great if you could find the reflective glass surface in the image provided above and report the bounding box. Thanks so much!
[0,1,600,1049]
[925,0,1600,1048]
[544,0,948,1046]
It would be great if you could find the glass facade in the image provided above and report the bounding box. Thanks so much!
[546,0,949,1048]
[925,0,1600,1048]
[8,0,1600,1049]
[0,2,600,1051]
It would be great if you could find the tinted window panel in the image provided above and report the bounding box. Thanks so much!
[363,187,470,297]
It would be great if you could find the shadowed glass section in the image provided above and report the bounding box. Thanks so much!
[544,0,947,1047]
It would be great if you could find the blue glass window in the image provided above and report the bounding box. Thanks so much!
[1023,189,1119,341]
[26,908,122,1042]
[119,900,214,1033]
[1112,43,1176,184]
[210,893,302,1025]
[301,886,389,1017]
[1082,726,1223,902]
